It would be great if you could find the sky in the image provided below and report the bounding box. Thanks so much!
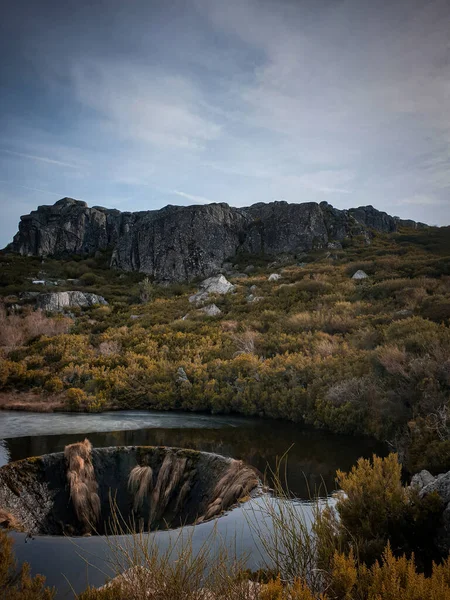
[1,0,450,247]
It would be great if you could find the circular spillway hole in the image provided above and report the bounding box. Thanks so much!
[0,443,260,536]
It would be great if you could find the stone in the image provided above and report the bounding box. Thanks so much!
[414,469,450,553]
[244,265,255,273]
[199,303,222,317]
[200,275,234,295]
[352,270,369,280]
[8,197,423,283]
[230,272,249,279]
[410,470,435,491]
[327,241,342,250]
[249,285,258,292]
[36,291,108,312]
[419,471,450,504]
[247,295,263,303]
[189,291,209,305]
[176,367,190,384]
[268,273,281,282]
[189,275,234,304]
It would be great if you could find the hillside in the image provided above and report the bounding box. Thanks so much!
[1,223,450,473]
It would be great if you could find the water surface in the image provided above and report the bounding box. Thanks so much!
[0,410,385,598]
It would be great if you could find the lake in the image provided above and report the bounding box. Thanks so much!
[0,410,385,598]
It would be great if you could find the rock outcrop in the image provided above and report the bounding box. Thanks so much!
[8,197,426,283]
[36,291,107,312]
[411,469,450,553]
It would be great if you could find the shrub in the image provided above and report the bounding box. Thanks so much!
[0,529,55,599]
[65,387,87,409]
[334,454,443,568]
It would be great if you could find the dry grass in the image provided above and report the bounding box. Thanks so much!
[64,439,100,532]
[0,304,71,349]
[233,331,260,356]
[77,505,260,600]
[150,455,189,525]
[201,461,259,523]
[0,508,22,531]
[128,466,153,512]
[0,391,65,412]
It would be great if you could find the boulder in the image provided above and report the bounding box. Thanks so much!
[411,470,435,491]
[411,469,450,554]
[268,273,281,282]
[189,275,234,305]
[176,367,190,385]
[36,291,107,312]
[352,270,369,280]
[327,241,343,250]
[418,471,450,504]
[188,291,209,305]
[199,304,222,317]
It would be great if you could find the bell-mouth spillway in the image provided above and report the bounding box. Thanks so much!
[0,442,260,536]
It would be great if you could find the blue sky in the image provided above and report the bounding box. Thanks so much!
[1,0,450,247]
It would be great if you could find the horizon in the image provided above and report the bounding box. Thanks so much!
[2,0,450,247]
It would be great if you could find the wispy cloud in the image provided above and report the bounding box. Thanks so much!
[0,148,81,169]
[0,180,61,196]
[70,61,222,150]
[170,190,214,204]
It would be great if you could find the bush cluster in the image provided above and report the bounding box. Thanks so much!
[1,230,450,472]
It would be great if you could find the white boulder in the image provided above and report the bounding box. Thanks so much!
[268,273,281,282]
[189,275,234,304]
[199,304,222,316]
[352,270,369,280]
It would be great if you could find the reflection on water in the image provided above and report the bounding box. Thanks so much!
[0,439,10,467]
[1,411,386,498]
[1,411,386,598]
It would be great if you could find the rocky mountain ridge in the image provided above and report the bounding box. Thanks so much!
[8,197,425,282]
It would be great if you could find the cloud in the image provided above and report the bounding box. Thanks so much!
[170,190,215,204]
[0,148,81,169]
[70,61,222,150]
[399,195,444,206]
[1,0,450,250]
[0,180,61,196]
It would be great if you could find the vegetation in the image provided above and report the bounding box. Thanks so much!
[2,452,450,598]
[0,529,54,599]
[73,453,450,598]
[1,227,450,473]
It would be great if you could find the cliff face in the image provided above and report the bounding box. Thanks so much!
[9,197,423,282]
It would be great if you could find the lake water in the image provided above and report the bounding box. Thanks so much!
[0,410,385,598]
